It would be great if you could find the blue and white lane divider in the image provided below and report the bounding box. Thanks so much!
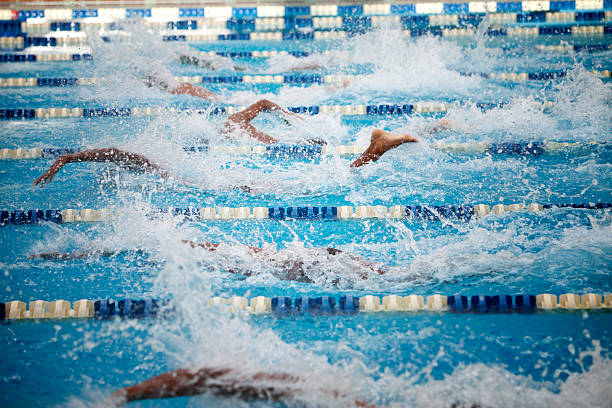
[7,10,612,35]
[1,203,610,225]
[0,141,605,161]
[1,70,610,87]
[0,101,556,120]
[0,50,310,63]
[2,293,611,320]
[1,22,611,49]
[2,44,611,64]
[11,10,612,33]
[3,3,611,22]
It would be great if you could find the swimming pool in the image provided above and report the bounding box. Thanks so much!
[1,2,612,407]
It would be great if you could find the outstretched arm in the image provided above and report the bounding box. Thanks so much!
[222,99,302,144]
[111,367,375,406]
[34,148,170,187]
[170,83,220,101]
[181,240,264,254]
[28,249,121,260]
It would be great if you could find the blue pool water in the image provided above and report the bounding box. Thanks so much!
[1,24,612,407]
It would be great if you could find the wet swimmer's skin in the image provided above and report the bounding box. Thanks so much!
[33,118,453,188]
[29,240,387,284]
[108,365,488,407]
[144,73,220,101]
[178,54,247,71]
[109,366,378,407]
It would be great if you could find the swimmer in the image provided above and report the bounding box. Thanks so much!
[148,57,353,100]
[178,54,247,71]
[109,366,485,406]
[143,73,220,101]
[29,240,389,284]
[110,366,376,406]
[33,119,451,187]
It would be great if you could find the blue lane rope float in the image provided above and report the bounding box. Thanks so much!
[0,141,606,161]
[2,293,611,320]
[0,100,556,120]
[0,69,610,87]
[0,203,610,225]
[2,44,611,64]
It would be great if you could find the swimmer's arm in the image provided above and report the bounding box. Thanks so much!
[170,83,219,101]
[28,249,123,260]
[111,368,300,404]
[111,367,376,406]
[324,247,386,276]
[325,77,353,93]
[181,240,264,254]
[34,148,170,187]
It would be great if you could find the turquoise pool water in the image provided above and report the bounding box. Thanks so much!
[1,26,611,407]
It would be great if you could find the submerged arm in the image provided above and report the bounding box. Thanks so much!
[111,367,295,403]
[28,249,122,260]
[181,240,264,254]
[170,83,219,101]
[325,247,386,276]
[111,367,375,406]
[34,148,170,187]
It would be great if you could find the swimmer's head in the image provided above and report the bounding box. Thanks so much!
[143,74,170,92]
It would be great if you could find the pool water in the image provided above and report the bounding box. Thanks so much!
[1,24,612,407]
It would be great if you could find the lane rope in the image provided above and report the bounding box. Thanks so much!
[0,69,610,88]
[2,293,611,320]
[0,142,608,160]
[1,22,611,49]
[0,141,606,161]
[0,100,556,120]
[2,44,611,64]
[0,203,610,225]
[3,4,611,22]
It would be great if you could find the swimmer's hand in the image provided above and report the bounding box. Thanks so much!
[34,154,71,187]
